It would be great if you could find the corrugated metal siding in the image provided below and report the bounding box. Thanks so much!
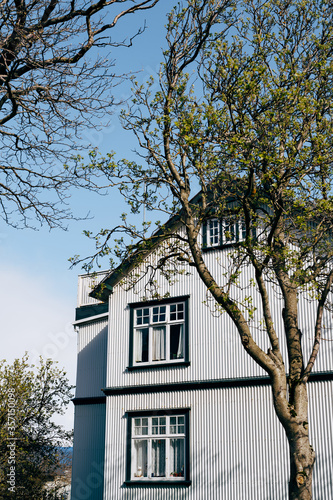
[75,318,108,398]
[71,403,106,500]
[73,239,333,499]
[106,246,333,388]
[299,293,333,373]
[102,382,332,500]
[308,381,333,499]
[106,251,266,389]
[77,272,108,307]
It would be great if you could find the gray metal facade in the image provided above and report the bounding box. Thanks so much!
[103,382,332,500]
[71,243,333,500]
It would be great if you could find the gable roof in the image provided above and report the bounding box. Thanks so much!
[90,209,183,302]
[90,179,250,302]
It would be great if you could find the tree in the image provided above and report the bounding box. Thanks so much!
[74,1,333,498]
[0,355,74,499]
[0,0,159,229]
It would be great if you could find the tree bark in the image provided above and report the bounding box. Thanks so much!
[275,381,316,500]
[288,429,315,500]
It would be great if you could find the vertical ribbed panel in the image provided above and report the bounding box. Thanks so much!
[76,318,108,398]
[106,244,333,389]
[71,403,106,500]
[308,381,333,499]
[103,383,332,500]
[77,272,108,307]
[73,237,333,499]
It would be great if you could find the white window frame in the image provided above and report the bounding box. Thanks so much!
[207,218,220,247]
[130,414,187,482]
[132,301,186,366]
[205,218,247,247]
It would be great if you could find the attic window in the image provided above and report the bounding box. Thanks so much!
[203,218,247,248]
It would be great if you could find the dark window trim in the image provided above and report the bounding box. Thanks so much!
[127,361,191,371]
[129,295,190,308]
[202,218,256,251]
[202,241,244,252]
[126,408,190,417]
[103,371,333,396]
[125,408,190,485]
[72,396,106,406]
[123,480,191,487]
[128,296,190,368]
[75,302,108,321]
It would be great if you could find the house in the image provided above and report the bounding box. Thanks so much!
[70,215,333,500]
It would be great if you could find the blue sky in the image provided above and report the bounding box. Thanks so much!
[0,1,171,430]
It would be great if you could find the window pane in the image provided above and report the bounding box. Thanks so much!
[136,309,142,325]
[142,418,148,435]
[170,324,184,359]
[208,218,220,246]
[134,417,148,435]
[152,306,166,323]
[170,415,185,434]
[160,417,166,434]
[223,220,237,243]
[134,440,148,477]
[152,327,166,361]
[135,328,149,363]
[170,438,185,477]
[152,417,166,434]
[241,220,246,241]
[178,416,185,434]
[136,308,150,325]
[176,303,184,320]
[134,418,141,434]
[152,307,158,323]
[152,440,166,477]
[170,303,184,321]
[152,417,158,435]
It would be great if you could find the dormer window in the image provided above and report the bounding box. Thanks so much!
[207,219,220,246]
[203,218,247,248]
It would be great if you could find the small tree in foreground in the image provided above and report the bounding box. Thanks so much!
[0,355,74,499]
[75,1,333,498]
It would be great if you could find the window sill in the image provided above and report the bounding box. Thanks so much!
[124,480,191,487]
[127,361,190,371]
[202,242,242,252]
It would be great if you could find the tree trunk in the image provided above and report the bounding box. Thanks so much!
[273,376,315,500]
[288,430,315,500]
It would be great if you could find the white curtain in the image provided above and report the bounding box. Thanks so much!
[135,329,143,362]
[134,440,147,477]
[152,327,166,360]
[152,439,166,477]
[170,438,185,476]
[177,324,184,359]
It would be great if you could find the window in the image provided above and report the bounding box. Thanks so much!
[129,297,189,368]
[203,218,247,248]
[207,218,220,246]
[126,410,190,484]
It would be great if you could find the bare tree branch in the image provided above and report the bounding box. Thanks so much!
[0,0,159,228]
